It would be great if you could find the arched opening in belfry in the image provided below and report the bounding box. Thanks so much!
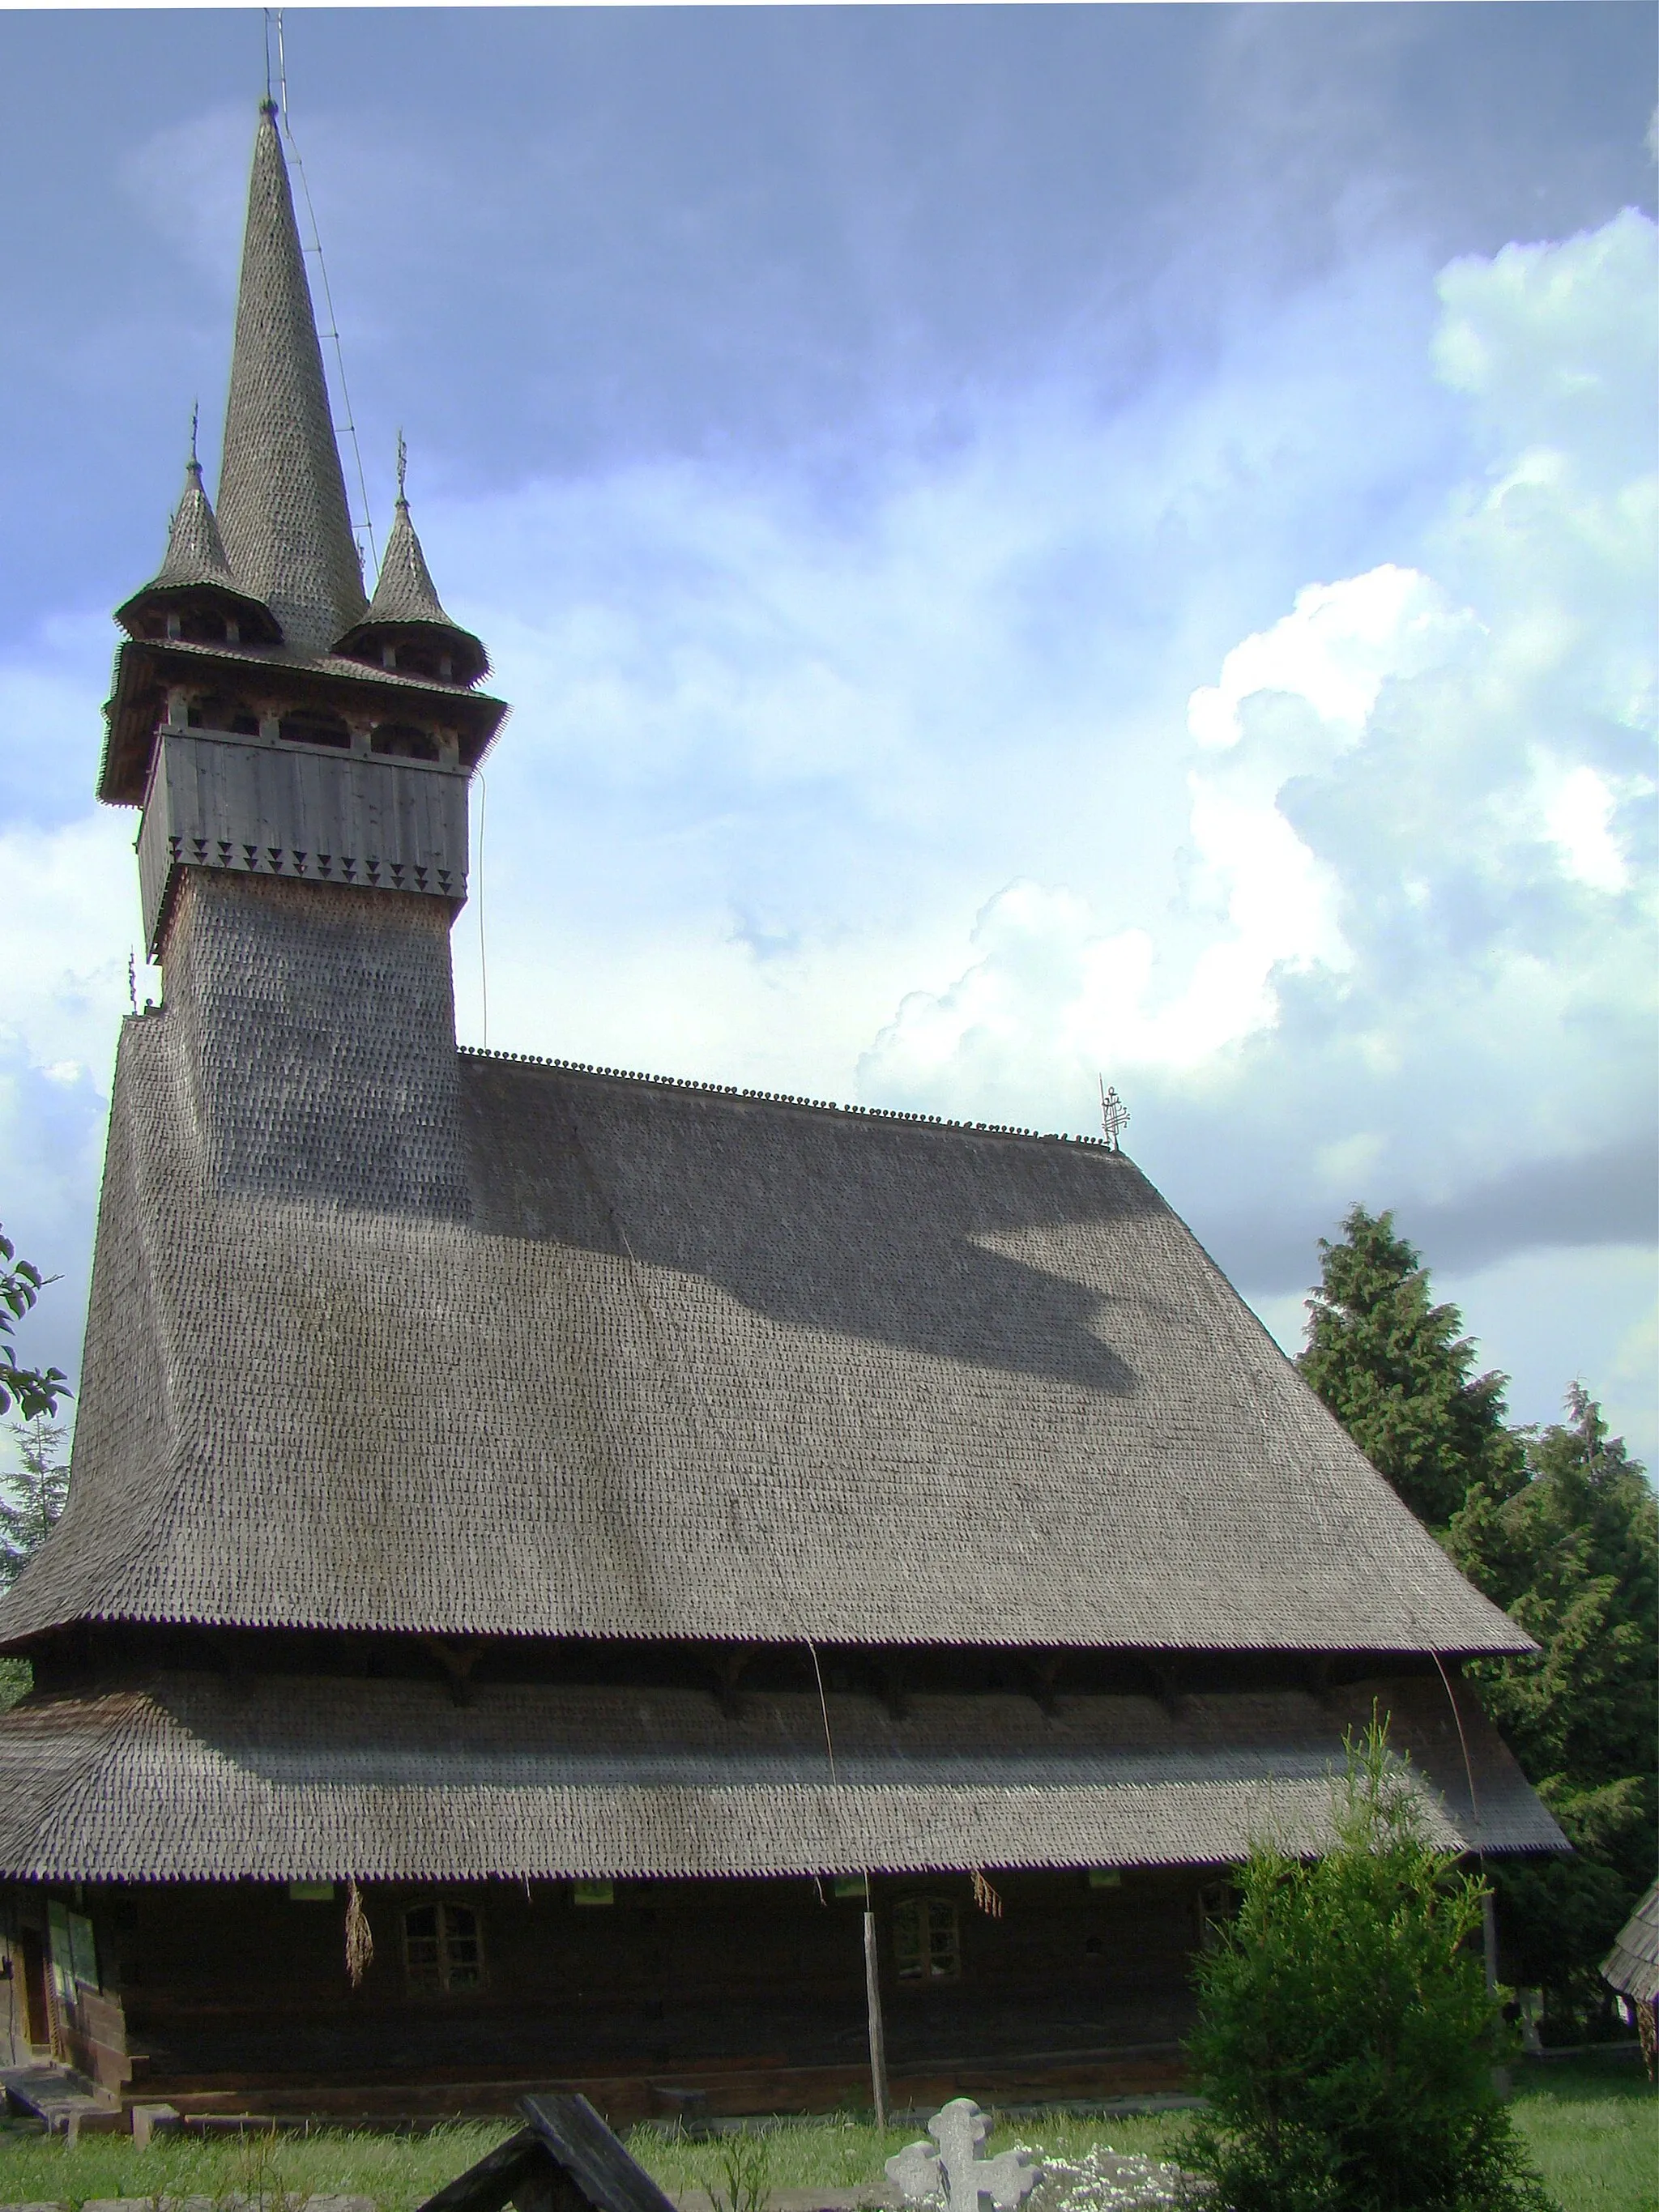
[185,693,260,737]
[278,704,352,749]
[370,722,440,761]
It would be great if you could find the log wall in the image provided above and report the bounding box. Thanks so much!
[94,1869,1209,2112]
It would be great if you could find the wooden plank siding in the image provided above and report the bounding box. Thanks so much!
[137,726,469,955]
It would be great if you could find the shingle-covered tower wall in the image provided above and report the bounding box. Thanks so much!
[161,869,469,1217]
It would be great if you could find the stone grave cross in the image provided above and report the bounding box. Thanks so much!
[885,2099,1041,2212]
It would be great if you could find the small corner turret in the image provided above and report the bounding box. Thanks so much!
[334,441,491,697]
[114,446,282,653]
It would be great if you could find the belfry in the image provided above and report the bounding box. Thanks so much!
[0,101,1560,2121]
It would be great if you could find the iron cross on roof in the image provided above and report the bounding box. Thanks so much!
[1098,1076,1131,1152]
[886,2099,1041,2212]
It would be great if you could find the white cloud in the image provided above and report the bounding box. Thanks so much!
[1186,564,1469,754]
[1538,761,1634,893]
[860,210,1657,1221]
[0,813,152,1105]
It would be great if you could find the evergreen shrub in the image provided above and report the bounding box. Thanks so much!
[1183,1721,1557,2212]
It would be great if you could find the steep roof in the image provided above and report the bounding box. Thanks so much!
[0,1015,1532,1658]
[334,486,491,683]
[149,458,239,592]
[215,102,366,655]
[1603,1877,1659,2004]
[365,494,452,625]
[0,1671,1564,1881]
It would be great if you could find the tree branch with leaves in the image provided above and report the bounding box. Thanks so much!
[0,1229,70,1423]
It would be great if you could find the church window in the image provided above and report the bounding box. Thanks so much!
[278,705,352,749]
[403,1903,484,1994]
[893,1896,961,1982]
[371,722,441,761]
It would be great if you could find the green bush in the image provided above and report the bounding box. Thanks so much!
[1184,1720,1557,2212]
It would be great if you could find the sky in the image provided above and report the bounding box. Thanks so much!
[2,3,1655,1466]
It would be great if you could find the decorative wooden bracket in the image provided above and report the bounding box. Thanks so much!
[1022,1651,1064,1716]
[705,1643,755,1719]
[420,1635,482,1706]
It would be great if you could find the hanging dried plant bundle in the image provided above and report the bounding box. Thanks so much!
[971,1868,1004,1918]
[345,1875,374,1985]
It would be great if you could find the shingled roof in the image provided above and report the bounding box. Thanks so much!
[1602,1877,1659,2005]
[334,484,491,683]
[0,1004,1531,1658]
[0,1672,1563,1881]
[215,101,366,654]
[147,458,239,593]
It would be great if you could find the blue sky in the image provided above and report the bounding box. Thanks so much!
[2,4,1655,1463]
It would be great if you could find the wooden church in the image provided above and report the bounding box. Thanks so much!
[0,101,1563,2124]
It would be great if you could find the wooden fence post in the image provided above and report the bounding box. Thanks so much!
[864,1907,890,2129]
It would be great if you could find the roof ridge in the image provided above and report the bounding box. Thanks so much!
[456,1042,1120,1149]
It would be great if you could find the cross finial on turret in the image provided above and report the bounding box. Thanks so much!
[396,429,408,507]
[189,400,200,471]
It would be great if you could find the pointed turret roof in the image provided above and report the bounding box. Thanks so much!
[153,457,238,591]
[334,441,491,684]
[114,450,282,646]
[215,100,366,656]
[365,492,453,626]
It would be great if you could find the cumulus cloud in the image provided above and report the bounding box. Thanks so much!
[862,210,1656,1339]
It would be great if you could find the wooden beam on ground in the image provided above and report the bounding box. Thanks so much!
[414,2095,678,2212]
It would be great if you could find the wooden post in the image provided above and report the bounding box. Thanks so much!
[1482,1888,1511,2097]
[863,1907,889,2130]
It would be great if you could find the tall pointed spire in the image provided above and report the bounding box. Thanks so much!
[215,100,365,656]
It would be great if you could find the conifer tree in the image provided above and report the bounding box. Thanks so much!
[1298,1206,1523,1527]
[0,1418,70,1588]
[1449,1387,1658,2026]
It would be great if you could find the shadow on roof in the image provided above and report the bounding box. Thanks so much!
[462,1059,1166,1396]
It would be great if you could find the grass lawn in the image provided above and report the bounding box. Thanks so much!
[0,2065,1646,2212]
[1509,2051,1658,2212]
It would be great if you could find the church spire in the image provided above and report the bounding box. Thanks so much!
[215,99,366,656]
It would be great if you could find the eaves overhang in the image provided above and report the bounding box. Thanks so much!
[99,634,510,805]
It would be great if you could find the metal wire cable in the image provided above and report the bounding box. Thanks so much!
[271,11,378,574]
